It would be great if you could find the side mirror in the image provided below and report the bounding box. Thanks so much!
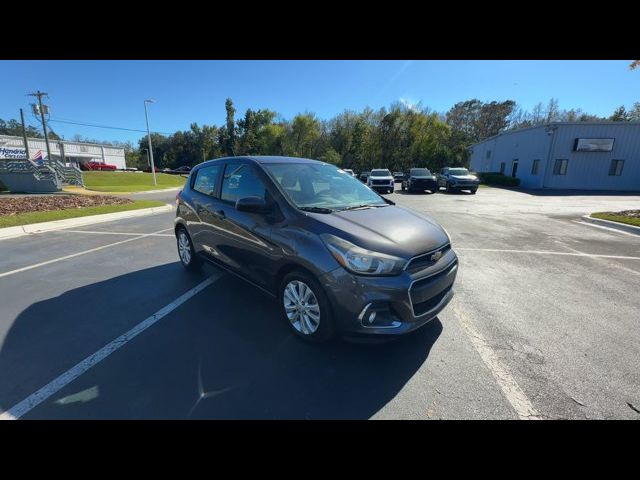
[236,196,270,213]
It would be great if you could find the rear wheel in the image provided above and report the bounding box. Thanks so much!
[279,271,335,342]
[176,227,202,271]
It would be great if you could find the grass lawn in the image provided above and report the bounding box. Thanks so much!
[83,171,186,192]
[0,200,166,228]
[591,212,640,228]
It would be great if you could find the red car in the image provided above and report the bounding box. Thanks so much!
[81,161,117,171]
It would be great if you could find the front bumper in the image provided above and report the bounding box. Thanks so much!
[409,179,438,190]
[319,248,458,336]
[450,182,479,190]
[369,182,394,191]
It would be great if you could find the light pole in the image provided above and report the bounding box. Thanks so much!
[144,99,157,186]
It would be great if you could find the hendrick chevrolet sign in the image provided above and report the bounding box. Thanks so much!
[0,147,27,159]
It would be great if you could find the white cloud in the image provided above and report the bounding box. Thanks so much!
[399,97,420,111]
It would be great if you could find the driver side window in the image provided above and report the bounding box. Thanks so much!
[221,163,267,204]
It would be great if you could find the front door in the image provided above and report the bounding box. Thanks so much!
[210,161,281,289]
[511,160,519,178]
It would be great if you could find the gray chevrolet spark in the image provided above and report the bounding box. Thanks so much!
[175,156,458,342]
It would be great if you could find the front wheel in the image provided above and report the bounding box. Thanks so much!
[279,271,335,342]
[470,189,477,194]
[446,183,455,193]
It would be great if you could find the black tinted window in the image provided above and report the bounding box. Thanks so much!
[221,163,267,203]
[410,168,431,176]
[192,165,221,196]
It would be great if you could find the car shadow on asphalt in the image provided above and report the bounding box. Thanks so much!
[0,263,442,419]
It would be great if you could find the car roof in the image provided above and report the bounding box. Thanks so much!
[194,155,326,170]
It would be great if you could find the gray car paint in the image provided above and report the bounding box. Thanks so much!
[175,156,458,336]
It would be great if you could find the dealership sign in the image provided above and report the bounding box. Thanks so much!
[573,138,615,152]
[0,147,27,159]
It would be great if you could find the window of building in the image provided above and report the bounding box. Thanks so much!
[553,159,568,175]
[192,165,221,196]
[531,159,540,175]
[499,162,505,174]
[608,159,624,176]
[221,163,267,204]
[486,150,492,159]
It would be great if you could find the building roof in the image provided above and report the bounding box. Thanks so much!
[470,121,640,147]
[0,134,125,151]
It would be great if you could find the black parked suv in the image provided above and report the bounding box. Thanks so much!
[401,168,438,193]
[175,156,458,342]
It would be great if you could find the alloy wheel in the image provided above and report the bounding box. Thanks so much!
[283,280,321,335]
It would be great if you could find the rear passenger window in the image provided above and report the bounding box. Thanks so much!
[221,163,267,204]
[192,165,221,196]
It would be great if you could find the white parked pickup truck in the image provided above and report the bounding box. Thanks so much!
[367,168,395,194]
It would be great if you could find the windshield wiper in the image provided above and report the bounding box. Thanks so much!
[299,206,334,214]
[339,203,388,211]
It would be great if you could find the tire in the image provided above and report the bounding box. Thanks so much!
[176,227,202,271]
[401,183,405,191]
[470,189,477,194]
[279,271,335,343]
[446,183,454,193]
[388,188,394,194]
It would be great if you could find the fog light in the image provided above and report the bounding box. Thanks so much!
[359,303,401,329]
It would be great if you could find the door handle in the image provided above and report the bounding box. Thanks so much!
[214,210,226,220]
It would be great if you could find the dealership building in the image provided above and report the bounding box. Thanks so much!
[0,134,126,169]
[469,122,640,191]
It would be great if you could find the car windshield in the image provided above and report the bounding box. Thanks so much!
[265,163,387,210]
[449,168,469,176]
[370,169,391,176]
[411,168,431,176]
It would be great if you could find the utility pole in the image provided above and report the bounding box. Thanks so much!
[28,91,52,165]
[144,99,157,186]
[19,108,30,161]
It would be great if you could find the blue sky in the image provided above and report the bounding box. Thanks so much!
[0,60,637,144]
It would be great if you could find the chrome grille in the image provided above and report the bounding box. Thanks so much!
[405,244,451,274]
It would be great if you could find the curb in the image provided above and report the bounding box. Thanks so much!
[0,204,174,241]
[581,215,640,236]
[106,187,183,195]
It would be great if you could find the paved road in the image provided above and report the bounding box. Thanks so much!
[1,187,639,419]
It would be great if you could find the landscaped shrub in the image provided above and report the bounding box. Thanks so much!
[477,172,520,187]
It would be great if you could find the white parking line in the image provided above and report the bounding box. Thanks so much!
[0,228,174,279]
[452,304,542,420]
[61,230,174,237]
[0,274,221,420]
[456,247,640,261]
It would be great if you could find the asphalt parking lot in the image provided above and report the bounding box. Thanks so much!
[1,186,639,419]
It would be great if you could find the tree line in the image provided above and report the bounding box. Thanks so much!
[3,97,639,173]
[127,98,639,173]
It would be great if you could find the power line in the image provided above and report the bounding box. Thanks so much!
[48,117,173,135]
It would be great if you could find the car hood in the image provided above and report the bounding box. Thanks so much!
[309,205,449,259]
[369,175,394,180]
[410,175,436,180]
[451,175,478,181]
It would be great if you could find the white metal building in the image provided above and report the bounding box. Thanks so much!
[0,134,126,169]
[469,122,640,191]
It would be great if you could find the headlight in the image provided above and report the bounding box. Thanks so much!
[321,234,406,276]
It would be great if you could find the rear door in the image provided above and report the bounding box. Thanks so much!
[189,163,224,255]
